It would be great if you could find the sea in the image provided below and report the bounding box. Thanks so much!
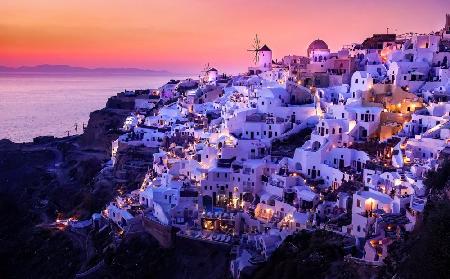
[0,74,184,143]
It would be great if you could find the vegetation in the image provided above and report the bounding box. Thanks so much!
[251,230,357,279]
[104,234,176,279]
[381,159,450,278]
[0,192,82,278]
[271,127,312,157]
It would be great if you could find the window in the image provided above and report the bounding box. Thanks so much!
[355,78,359,84]
[356,199,361,208]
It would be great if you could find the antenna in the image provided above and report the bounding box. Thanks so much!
[247,34,262,65]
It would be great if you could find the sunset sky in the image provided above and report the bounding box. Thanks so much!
[1,0,449,74]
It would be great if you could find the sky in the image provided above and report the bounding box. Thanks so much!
[1,0,449,74]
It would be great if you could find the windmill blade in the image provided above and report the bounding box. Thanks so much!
[254,34,261,50]
[247,34,262,65]
[202,62,210,73]
[254,51,260,64]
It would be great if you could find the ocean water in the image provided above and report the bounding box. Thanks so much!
[0,75,180,143]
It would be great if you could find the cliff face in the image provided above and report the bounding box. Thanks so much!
[0,93,136,278]
[80,94,137,155]
[0,92,233,279]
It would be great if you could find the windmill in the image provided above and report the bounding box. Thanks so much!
[200,62,211,82]
[247,34,262,65]
[201,62,211,74]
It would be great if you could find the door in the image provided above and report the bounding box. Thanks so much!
[213,192,217,206]
[339,159,344,169]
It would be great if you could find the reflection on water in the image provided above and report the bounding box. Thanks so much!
[0,75,180,142]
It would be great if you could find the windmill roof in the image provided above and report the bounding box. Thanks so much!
[259,45,271,51]
[207,67,218,72]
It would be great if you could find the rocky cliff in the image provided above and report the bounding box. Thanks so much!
[0,92,231,279]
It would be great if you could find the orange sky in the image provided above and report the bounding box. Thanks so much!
[1,0,449,74]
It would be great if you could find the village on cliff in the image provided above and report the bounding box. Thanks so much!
[63,15,450,278]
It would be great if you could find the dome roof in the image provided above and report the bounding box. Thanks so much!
[307,39,329,55]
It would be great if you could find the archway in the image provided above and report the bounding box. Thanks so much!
[312,141,321,151]
[203,195,213,212]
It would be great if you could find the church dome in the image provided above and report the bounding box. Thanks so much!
[307,39,329,56]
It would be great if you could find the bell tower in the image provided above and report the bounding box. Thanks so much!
[444,14,450,39]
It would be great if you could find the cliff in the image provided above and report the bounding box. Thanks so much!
[0,93,137,277]
[0,92,231,279]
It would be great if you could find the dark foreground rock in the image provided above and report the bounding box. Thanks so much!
[0,93,232,279]
[0,93,132,278]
